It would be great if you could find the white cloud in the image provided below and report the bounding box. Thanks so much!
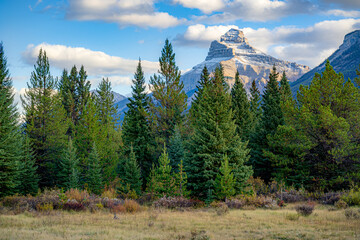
[66,0,185,28]
[22,43,159,76]
[175,24,238,47]
[176,18,360,67]
[173,0,225,14]
[193,0,314,23]
[326,9,360,18]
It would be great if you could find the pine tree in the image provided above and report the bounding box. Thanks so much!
[186,66,252,200]
[214,155,236,200]
[94,78,121,183]
[175,160,189,197]
[168,125,185,172]
[146,144,177,197]
[231,71,252,139]
[279,71,292,102]
[190,66,210,122]
[122,60,155,181]
[22,49,68,188]
[17,135,39,195]
[249,65,283,182]
[121,146,142,196]
[249,79,261,125]
[150,39,187,146]
[58,138,80,190]
[86,143,103,195]
[0,42,23,197]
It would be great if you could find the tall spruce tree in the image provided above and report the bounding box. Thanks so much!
[150,39,187,146]
[122,60,154,181]
[279,71,292,102]
[249,65,283,182]
[168,125,185,172]
[186,66,252,200]
[94,78,121,183]
[231,71,252,139]
[58,138,80,190]
[190,66,210,123]
[17,135,39,195]
[121,146,142,196]
[22,49,68,188]
[0,42,23,197]
[249,79,261,125]
[86,143,103,195]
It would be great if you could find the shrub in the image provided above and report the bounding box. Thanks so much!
[285,213,299,221]
[190,230,210,240]
[36,202,54,212]
[101,187,117,199]
[225,198,245,209]
[153,196,205,209]
[212,202,229,216]
[37,189,61,209]
[112,204,126,214]
[65,189,89,203]
[334,199,348,209]
[341,188,360,206]
[123,199,141,213]
[279,190,305,203]
[344,209,360,219]
[321,192,342,205]
[235,194,276,208]
[295,204,314,216]
[63,200,85,211]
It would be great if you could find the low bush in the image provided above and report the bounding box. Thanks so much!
[124,199,141,213]
[341,188,360,206]
[65,189,89,203]
[334,199,348,209]
[212,202,229,216]
[37,189,62,209]
[235,194,277,208]
[344,208,360,219]
[285,213,299,221]
[112,204,126,214]
[321,192,342,205]
[36,203,53,212]
[153,196,205,209]
[295,203,314,216]
[279,190,305,203]
[63,200,85,211]
[101,187,117,199]
[225,198,245,209]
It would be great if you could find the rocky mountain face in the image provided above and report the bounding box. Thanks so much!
[181,28,310,94]
[291,30,360,94]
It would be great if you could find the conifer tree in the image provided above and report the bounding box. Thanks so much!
[58,138,80,190]
[175,160,189,197]
[146,145,177,197]
[214,155,236,200]
[121,146,142,196]
[22,49,68,188]
[122,60,154,181]
[17,135,39,195]
[168,125,185,172]
[86,143,103,195]
[250,65,283,182]
[249,79,261,125]
[186,66,252,200]
[0,42,23,197]
[150,39,187,146]
[94,77,121,183]
[231,71,252,139]
[279,71,292,102]
[190,66,210,122]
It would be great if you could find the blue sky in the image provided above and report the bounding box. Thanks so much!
[1,0,360,102]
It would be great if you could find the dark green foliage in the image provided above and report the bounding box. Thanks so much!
[121,146,142,196]
[279,71,292,102]
[85,143,103,195]
[122,60,154,181]
[186,66,252,200]
[58,138,80,190]
[17,136,39,195]
[150,39,187,146]
[190,66,210,123]
[214,155,236,200]
[249,79,261,125]
[168,125,185,172]
[231,71,252,139]
[94,78,121,183]
[250,65,283,182]
[22,49,68,188]
[0,42,22,197]
[146,145,177,198]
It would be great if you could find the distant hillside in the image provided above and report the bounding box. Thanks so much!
[291,30,360,95]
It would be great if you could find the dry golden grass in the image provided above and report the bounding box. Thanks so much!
[0,205,359,240]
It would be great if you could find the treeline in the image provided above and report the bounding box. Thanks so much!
[1,40,360,201]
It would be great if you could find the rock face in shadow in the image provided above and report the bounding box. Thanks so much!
[181,28,310,94]
[291,30,360,95]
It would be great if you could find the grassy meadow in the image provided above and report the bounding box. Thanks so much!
[1,204,359,240]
